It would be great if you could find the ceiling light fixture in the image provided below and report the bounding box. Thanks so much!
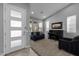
[31,11,34,14]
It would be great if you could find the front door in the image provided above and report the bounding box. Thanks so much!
[4,4,27,54]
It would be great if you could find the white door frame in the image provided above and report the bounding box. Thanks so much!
[3,3,27,55]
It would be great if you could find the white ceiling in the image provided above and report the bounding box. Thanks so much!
[30,3,70,20]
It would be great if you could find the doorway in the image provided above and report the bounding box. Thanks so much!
[4,4,27,54]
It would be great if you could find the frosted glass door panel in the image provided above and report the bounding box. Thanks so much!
[11,10,22,18]
[11,40,22,48]
[10,20,22,27]
[11,30,22,37]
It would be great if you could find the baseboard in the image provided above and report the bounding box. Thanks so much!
[2,46,30,56]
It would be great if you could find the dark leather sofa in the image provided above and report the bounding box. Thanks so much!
[31,32,45,41]
[59,36,79,55]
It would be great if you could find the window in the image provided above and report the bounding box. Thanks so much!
[11,30,22,37]
[39,22,43,31]
[67,15,76,33]
[46,21,49,31]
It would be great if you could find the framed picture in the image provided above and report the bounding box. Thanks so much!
[51,22,62,29]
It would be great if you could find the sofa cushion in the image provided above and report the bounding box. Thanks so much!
[63,38,72,41]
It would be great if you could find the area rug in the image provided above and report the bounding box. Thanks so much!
[31,39,73,56]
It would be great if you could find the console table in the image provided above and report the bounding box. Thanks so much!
[48,30,63,40]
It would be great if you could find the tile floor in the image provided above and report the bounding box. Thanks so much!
[31,39,74,56]
[6,48,38,56]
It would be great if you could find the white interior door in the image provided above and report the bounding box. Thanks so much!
[4,4,27,54]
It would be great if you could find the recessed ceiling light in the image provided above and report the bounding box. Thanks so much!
[31,11,34,14]
[43,16,46,18]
